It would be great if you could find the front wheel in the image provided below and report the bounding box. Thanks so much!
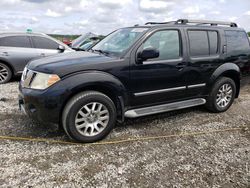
[206,77,236,113]
[62,91,117,143]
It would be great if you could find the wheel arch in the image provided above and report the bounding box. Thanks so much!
[208,63,241,98]
[58,71,128,126]
[0,58,15,75]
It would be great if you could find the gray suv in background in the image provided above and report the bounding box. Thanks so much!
[0,32,73,84]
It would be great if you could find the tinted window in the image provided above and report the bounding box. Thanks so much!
[208,31,218,55]
[188,30,219,56]
[188,31,209,56]
[32,36,59,50]
[141,30,180,61]
[225,31,250,56]
[0,36,31,48]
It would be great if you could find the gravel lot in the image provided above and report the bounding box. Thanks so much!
[0,77,250,187]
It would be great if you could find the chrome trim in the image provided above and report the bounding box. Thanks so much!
[17,71,23,74]
[188,83,206,89]
[142,57,183,65]
[134,86,186,97]
[125,98,206,118]
[190,55,220,61]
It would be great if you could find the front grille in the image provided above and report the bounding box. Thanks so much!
[21,68,35,88]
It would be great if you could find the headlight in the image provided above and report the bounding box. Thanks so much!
[30,72,60,90]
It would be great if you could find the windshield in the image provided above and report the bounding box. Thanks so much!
[92,27,148,57]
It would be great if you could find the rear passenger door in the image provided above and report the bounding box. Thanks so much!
[31,36,60,57]
[0,36,38,73]
[185,29,223,97]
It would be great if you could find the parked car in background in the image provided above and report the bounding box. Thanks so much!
[70,32,97,49]
[62,38,72,46]
[77,36,102,51]
[19,19,250,143]
[0,32,73,84]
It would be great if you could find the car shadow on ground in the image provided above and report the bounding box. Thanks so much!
[2,105,207,142]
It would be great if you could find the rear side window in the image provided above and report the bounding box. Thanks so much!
[32,36,59,50]
[208,31,218,55]
[188,30,219,57]
[0,36,31,48]
[225,31,250,56]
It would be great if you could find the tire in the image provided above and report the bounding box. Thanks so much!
[62,91,117,142]
[206,77,236,113]
[0,62,12,84]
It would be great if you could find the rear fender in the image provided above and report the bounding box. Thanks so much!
[207,63,240,98]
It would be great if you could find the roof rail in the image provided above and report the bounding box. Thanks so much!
[145,21,176,25]
[176,19,237,27]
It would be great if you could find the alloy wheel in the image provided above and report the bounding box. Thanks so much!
[0,65,8,83]
[75,102,110,137]
[216,83,233,108]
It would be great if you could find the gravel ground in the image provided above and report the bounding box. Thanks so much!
[0,77,250,187]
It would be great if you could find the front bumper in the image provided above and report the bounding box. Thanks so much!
[18,83,67,124]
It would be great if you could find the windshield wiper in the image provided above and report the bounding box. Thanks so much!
[91,49,110,56]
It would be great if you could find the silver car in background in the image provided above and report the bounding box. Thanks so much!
[0,32,73,84]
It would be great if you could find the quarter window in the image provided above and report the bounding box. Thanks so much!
[0,36,31,48]
[140,30,180,61]
[225,30,250,56]
[32,36,59,50]
[188,30,219,57]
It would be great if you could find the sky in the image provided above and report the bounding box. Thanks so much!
[1,0,250,35]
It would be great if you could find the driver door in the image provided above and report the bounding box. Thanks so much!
[129,29,189,107]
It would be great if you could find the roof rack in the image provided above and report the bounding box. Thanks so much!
[145,21,176,25]
[144,19,237,27]
[176,19,238,27]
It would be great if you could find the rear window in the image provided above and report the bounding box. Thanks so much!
[0,36,31,48]
[225,30,250,56]
[32,36,59,50]
[188,30,219,57]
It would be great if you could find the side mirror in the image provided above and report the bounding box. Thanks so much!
[138,47,159,62]
[58,45,65,53]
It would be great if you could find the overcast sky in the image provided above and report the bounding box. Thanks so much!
[1,0,250,35]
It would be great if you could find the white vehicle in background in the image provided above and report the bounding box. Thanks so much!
[0,31,73,83]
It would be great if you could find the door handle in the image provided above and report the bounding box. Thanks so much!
[40,53,46,56]
[176,63,186,69]
[2,52,9,56]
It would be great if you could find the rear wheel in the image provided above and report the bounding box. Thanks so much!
[206,77,236,112]
[62,91,117,142]
[0,63,12,84]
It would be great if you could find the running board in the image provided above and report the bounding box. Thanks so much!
[125,98,206,118]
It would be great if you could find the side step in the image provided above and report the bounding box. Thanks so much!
[125,98,206,118]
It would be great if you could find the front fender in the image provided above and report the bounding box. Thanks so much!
[47,71,129,123]
[62,71,127,95]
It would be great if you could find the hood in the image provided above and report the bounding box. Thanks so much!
[28,51,118,77]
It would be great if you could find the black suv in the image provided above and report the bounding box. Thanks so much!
[19,19,250,143]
